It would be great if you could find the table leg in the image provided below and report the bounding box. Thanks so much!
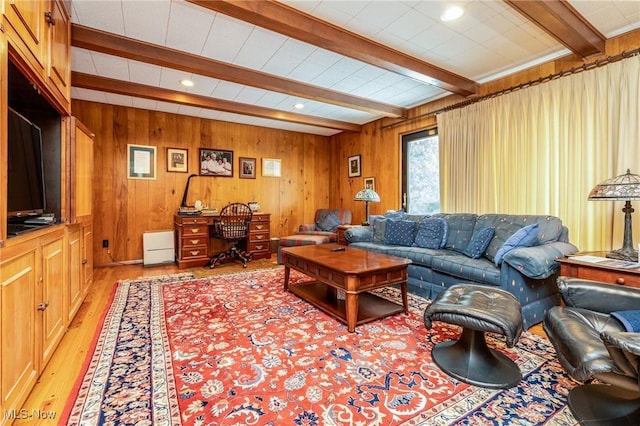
[400,281,409,314]
[345,292,358,332]
[284,265,290,291]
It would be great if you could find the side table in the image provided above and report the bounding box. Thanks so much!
[557,252,640,288]
[336,224,356,245]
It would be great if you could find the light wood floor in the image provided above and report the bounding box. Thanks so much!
[16,259,547,425]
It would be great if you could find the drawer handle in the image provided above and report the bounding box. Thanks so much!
[190,250,200,256]
[256,225,264,230]
[190,239,200,245]
[190,228,200,233]
[255,245,264,250]
[616,277,626,285]
[256,235,265,240]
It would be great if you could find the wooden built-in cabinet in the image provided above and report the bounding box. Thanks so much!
[1,0,71,112]
[174,213,271,268]
[3,0,71,109]
[0,4,90,421]
[0,227,65,421]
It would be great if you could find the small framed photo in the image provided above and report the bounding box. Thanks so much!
[199,148,233,177]
[262,158,281,177]
[348,154,361,177]
[239,157,256,179]
[167,147,188,173]
[127,144,156,180]
[364,176,375,191]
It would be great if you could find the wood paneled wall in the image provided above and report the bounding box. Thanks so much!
[71,101,331,265]
[329,29,640,222]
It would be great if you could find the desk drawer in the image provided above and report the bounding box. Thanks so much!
[178,217,209,225]
[181,236,207,248]
[180,247,208,260]
[249,231,269,243]
[249,241,270,253]
[182,224,208,237]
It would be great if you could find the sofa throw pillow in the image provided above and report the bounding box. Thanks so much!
[611,310,640,332]
[384,210,405,220]
[413,217,447,249]
[483,222,523,263]
[316,212,341,232]
[493,223,539,266]
[384,219,417,246]
[462,227,495,259]
[371,216,387,244]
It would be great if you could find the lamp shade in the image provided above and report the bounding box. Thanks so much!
[354,188,380,202]
[588,169,640,200]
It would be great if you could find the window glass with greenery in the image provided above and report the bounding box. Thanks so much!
[402,129,440,214]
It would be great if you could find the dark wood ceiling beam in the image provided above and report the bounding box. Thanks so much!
[186,0,478,97]
[72,72,362,132]
[71,24,404,118]
[505,0,606,58]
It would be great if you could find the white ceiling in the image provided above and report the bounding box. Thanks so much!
[70,0,640,136]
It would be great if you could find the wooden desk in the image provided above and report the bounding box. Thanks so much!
[174,213,270,268]
[557,253,640,288]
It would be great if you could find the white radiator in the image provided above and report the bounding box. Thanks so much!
[143,230,175,266]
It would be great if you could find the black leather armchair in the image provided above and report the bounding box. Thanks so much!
[544,277,640,424]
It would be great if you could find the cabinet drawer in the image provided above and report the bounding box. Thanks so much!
[180,247,208,259]
[182,224,208,236]
[178,217,210,225]
[181,236,207,248]
[249,232,269,243]
[249,241,270,253]
[252,214,270,223]
[562,264,640,288]
[250,222,269,232]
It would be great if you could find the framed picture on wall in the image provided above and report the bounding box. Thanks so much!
[262,158,281,177]
[239,157,256,179]
[127,144,157,180]
[348,154,361,177]
[199,148,233,177]
[364,176,375,191]
[167,147,188,173]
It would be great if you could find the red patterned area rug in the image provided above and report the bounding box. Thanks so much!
[63,268,578,425]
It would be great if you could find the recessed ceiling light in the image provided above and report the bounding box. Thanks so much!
[180,79,194,87]
[294,103,305,109]
[440,6,464,22]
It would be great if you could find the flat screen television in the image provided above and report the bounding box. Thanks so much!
[7,107,46,218]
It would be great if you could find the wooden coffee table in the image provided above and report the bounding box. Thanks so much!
[281,244,411,332]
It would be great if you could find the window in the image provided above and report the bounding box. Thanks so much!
[402,129,440,214]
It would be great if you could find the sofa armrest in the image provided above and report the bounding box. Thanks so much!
[299,223,317,232]
[345,226,372,243]
[502,241,578,279]
[557,277,640,313]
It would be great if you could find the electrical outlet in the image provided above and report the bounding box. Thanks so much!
[102,239,109,248]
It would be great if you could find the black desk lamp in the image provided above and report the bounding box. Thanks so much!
[180,174,197,207]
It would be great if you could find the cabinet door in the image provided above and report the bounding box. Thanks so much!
[46,0,70,106]
[66,225,83,323]
[81,223,93,295]
[0,242,39,417]
[70,118,94,223]
[2,0,46,70]
[39,231,65,368]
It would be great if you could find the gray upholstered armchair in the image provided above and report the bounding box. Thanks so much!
[544,277,640,424]
[297,208,352,242]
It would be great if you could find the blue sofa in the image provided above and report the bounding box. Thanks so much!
[345,212,578,329]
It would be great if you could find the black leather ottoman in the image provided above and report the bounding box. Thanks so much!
[424,284,523,389]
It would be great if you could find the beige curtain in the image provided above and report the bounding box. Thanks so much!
[437,55,640,252]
